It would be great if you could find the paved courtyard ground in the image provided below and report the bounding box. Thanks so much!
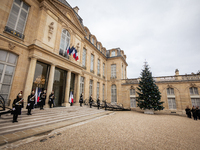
[11,111,200,150]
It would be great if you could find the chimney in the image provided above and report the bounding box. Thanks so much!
[73,6,79,14]
[175,69,179,76]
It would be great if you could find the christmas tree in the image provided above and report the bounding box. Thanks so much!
[136,62,164,111]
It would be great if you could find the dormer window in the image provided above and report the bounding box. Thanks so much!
[98,44,100,50]
[111,51,115,57]
[91,37,94,44]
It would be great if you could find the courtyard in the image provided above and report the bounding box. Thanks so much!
[12,111,200,150]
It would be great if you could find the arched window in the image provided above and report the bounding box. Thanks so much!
[166,88,176,109]
[59,29,70,57]
[190,87,200,107]
[111,84,117,103]
[0,50,18,103]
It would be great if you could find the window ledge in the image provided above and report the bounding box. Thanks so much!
[4,26,24,40]
[90,70,94,73]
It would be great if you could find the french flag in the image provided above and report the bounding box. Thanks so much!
[75,49,79,61]
[69,46,75,55]
[69,91,73,103]
[67,46,70,55]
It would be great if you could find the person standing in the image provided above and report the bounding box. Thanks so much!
[79,93,83,107]
[192,106,197,120]
[48,91,54,108]
[39,90,46,110]
[89,95,93,108]
[185,106,191,118]
[97,97,100,110]
[12,93,24,123]
[104,100,107,111]
[196,106,200,120]
[26,90,35,115]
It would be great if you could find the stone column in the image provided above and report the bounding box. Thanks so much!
[75,74,81,104]
[23,57,37,104]
[63,70,71,107]
[45,64,55,107]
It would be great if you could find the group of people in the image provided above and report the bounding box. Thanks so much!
[12,90,55,123]
[79,93,107,110]
[185,106,200,120]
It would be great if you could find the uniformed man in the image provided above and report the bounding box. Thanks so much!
[39,90,46,110]
[12,93,24,123]
[89,95,93,108]
[104,100,107,111]
[79,93,83,107]
[48,91,54,108]
[97,97,100,109]
[26,90,35,115]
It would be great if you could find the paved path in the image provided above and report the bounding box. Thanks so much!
[5,111,200,150]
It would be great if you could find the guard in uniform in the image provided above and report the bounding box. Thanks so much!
[12,93,24,123]
[79,93,83,107]
[26,90,35,115]
[104,100,107,110]
[185,106,191,118]
[48,91,54,108]
[192,106,197,120]
[97,97,100,109]
[39,90,46,110]
[89,95,93,108]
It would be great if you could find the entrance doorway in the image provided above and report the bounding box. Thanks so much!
[53,68,67,107]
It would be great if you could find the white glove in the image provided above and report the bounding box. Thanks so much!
[28,103,30,106]
[13,108,15,110]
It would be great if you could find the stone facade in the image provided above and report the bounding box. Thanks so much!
[0,0,199,115]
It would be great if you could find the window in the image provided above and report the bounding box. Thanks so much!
[103,84,105,100]
[96,82,100,99]
[98,44,100,50]
[97,59,100,75]
[130,89,135,95]
[90,54,94,72]
[111,51,115,57]
[0,50,18,103]
[122,65,123,79]
[59,29,70,57]
[91,37,94,44]
[5,0,30,39]
[111,84,117,103]
[80,76,84,96]
[82,48,86,67]
[168,98,176,109]
[167,88,174,95]
[89,80,93,96]
[130,97,136,108]
[111,64,116,78]
[191,98,200,107]
[190,87,199,95]
[103,63,105,77]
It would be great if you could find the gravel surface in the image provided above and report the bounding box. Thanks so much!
[13,111,200,150]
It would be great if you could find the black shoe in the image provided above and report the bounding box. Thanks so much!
[30,113,32,115]
[15,120,18,122]
[12,120,15,123]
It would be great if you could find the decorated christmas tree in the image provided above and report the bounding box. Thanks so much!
[136,62,164,111]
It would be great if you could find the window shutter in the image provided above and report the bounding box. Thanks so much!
[16,9,27,33]
[7,4,20,29]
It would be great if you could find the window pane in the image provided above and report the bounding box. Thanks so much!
[194,88,199,95]
[22,2,29,11]
[0,51,7,62]
[0,64,4,81]
[8,53,17,64]
[0,84,10,93]
[15,0,21,6]
[7,4,20,29]
[5,66,14,75]
[3,75,12,84]
[16,9,27,33]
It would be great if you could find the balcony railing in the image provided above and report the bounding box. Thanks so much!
[4,26,24,39]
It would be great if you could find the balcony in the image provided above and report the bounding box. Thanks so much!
[4,26,24,39]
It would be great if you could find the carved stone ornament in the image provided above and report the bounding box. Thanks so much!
[48,22,54,41]
[167,84,173,88]
[83,44,86,49]
[190,83,196,87]
[130,86,134,89]
[8,43,15,50]
[76,43,80,52]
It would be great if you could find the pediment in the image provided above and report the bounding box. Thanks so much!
[51,0,85,34]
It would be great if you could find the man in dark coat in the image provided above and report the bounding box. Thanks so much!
[104,100,107,111]
[185,106,191,118]
[39,90,46,110]
[79,93,83,107]
[12,93,23,123]
[97,97,100,109]
[48,91,54,108]
[89,95,93,108]
[196,106,200,120]
[26,90,35,115]
[192,106,197,120]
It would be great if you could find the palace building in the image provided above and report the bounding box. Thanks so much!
[0,0,199,115]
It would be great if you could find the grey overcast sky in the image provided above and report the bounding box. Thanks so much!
[65,0,200,78]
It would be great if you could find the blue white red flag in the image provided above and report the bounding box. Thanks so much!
[67,46,70,55]
[75,49,79,61]
[69,91,73,103]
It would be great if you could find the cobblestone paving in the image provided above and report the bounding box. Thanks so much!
[12,111,200,150]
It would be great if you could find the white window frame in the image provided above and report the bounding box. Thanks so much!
[168,98,176,109]
[6,0,30,34]
[103,63,105,77]
[80,76,84,96]
[82,48,86,67]
[191,98,200,107]
[97,59,100,75]
[111,51,115,57]
[111,64,116,78]
[59,29,70,56]
[89,80,93,96]
[167,88,174,95]
[130,97,136,108]
[96,82,100,99]
[190,87,199,95]
[111,84,117,103]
